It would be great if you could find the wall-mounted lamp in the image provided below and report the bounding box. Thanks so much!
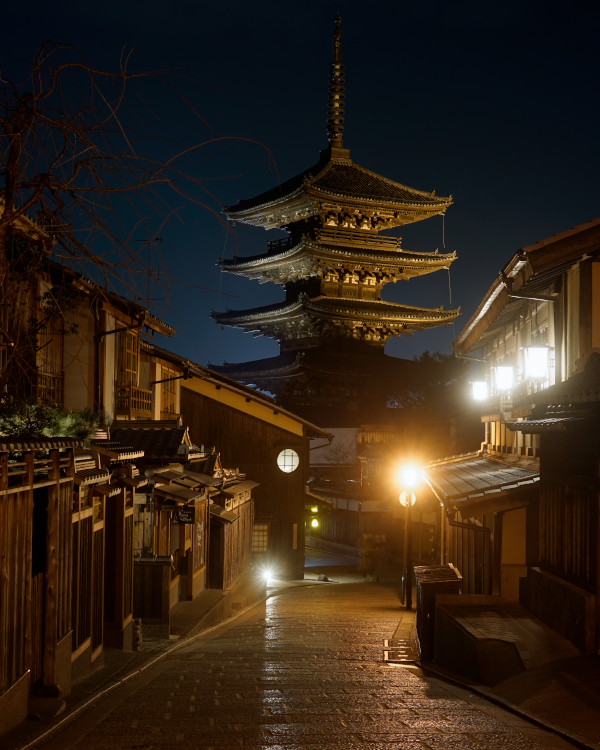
[523,347,550,379]
[495,366,514,392]
[471,381,489,401]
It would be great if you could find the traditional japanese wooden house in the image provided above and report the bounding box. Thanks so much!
[179,369,330,580]
[212,16,459,426]
[134,344,330,580]
[425,217,600,654]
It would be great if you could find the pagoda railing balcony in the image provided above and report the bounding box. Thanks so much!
[316,228,402,250]
[115,384,152,419]
[266,230,404,255]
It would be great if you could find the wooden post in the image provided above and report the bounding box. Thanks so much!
[43,480,58,691]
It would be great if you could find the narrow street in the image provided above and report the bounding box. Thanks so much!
[19,557,575,750]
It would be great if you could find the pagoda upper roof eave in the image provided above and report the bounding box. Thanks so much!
[225,151,452,227]
[226,191,451,230]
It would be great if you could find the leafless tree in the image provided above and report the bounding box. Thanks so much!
[0,42,276,402]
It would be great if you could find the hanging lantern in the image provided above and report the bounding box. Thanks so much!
[524,347,549,379]
[471,381,488,401]
[495,366,514,392]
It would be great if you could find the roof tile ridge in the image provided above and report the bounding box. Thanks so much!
[332,159,453,203]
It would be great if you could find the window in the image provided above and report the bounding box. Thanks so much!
[118,329,139,386]
[252,522,269,553]
[161,366,178,415]
[37,315,64,405]
[277,448,299,473]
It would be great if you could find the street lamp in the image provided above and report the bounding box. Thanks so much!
[397,464,420,610]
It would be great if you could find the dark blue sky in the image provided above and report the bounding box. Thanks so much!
[4,0,600,365]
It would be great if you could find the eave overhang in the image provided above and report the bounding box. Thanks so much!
[214,296,459,325]
[219,237,456,285]
[507,416,591,433]
[425,454,539,513]
[455,218,600,356]
[226,151,452,230]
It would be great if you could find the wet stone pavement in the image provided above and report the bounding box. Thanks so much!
[23,580,576,750]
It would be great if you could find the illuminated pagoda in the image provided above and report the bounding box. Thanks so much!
[213,16,459,425]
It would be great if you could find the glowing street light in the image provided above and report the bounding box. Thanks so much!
[396,463,422,610]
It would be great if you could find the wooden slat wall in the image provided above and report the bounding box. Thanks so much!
[123,514,134,622]
[92,528,104,649]
[181,387,308,577]
[221,499,254,590]
[57,482,73,641]
[540,482,596,589]
[73,517,92,648]
[447,519,491,595]
[0,486,33,694]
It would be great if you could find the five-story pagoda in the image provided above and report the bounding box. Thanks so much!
[213,16,459,426]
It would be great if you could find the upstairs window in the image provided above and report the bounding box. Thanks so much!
[117,329,139,386]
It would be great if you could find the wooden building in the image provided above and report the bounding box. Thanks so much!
[0,440,78,734]
[178,359,330,580]
[136,345,330,580]
[212,16,458,427]
[425,218,600,654]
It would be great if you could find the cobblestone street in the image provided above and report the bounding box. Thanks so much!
[21,579,576,750]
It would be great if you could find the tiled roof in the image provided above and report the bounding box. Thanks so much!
[531,353,600,406]
[220,240,455,271]
[507,416,591,433]
[0,437,82,451]
[220,480,259,496]
[155,469,221,488]
[214,296,459,325]
[426,455,539,504]
[91,440,145,461]
[154,484,203,503]
[209,505,239,523]
[311,161,449,205]
[309,296,458,320]
[75,467,111,486]
[110,425,198,461]
[227,151,451,215]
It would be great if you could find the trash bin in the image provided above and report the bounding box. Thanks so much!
[414,563,462,661]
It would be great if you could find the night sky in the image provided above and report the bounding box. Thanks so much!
[4,1,600,366]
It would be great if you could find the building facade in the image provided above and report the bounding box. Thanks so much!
[425,218,600,655]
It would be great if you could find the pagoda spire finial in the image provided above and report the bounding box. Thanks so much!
[327,13,345,149]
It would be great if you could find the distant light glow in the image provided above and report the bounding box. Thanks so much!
[472,381,488,401]
[524,347,549,379]
[260,566,276,585]
[310,517,319,528]
[396,464,421,489]
[495,366,514,392]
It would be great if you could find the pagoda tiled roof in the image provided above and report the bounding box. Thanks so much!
[226,148,451,219]
[216,348,419,379]
[220,237,456,273]
[213,296,459,325]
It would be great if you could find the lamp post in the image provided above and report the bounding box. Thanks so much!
[398,466,420,610]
